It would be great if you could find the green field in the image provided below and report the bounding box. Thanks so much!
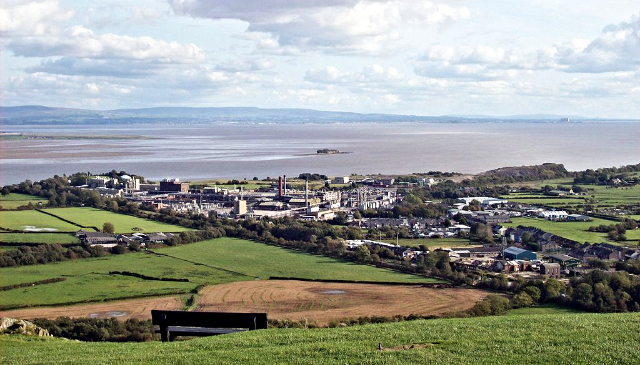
[0,233,80,244]
[503,185,640,212]
[0,251,245,309]
[0,238,437,309]
[0,210,80,232]
[0,193,48,210]
[2,312,639,364]
[382,238,478,249]
[506,304,584,316]
[504,217,632,244]
[44,207,191,233]
[158,238,439,283]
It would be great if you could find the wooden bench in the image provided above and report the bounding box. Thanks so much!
[151,310,268,342]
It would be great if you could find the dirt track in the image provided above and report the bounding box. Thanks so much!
[196,280,490,325]
[0,296,183,321]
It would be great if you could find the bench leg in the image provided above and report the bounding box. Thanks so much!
[160,325,170,342]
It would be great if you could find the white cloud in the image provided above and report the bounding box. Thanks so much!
[169,0,470,54]
[9,25,205,62]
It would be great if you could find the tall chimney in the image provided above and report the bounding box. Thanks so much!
[283,175,287,195]
[278,176,283,199]
[305,179,309,212]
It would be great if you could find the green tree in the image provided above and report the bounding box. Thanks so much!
[522,286,541,302]
[355,245,371,262]
[102,222,115,234]
[572,283,593,307]
[511,292,534,308]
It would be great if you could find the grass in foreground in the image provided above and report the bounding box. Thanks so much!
[0,232,80,244]
[43,207,192,233]
[0,210,80,232]
[1,313,639,365]
[159,238,440,283]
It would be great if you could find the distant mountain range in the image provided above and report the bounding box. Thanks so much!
[0,105,633,125]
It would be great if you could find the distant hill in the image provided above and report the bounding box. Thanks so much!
[0,105,631,125]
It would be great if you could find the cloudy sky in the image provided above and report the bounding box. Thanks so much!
[1,0,639,117]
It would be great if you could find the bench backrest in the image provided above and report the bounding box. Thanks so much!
[151,310,268,330]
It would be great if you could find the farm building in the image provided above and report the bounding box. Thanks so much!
[548,254,581,268]
[503,246,537,261]
[538,210,568,220]
[540,262,562,278]
[76,230,117,245]
[566,214,591,222]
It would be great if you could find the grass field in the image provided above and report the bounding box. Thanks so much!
[504,217,616,244]
[0,233,80,244]
[44,207,191,233]
[0,238,437,309]
[381,238,479,249]
[0,193,48,210]
[159,238,440,283]
[503,184,640,212]
[0,252,244,309]
[505,304,584,316]
[0,210,80,232]
[2,312,639,364]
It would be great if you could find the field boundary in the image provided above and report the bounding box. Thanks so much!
[36,209,97,231]
[147,250,256,279]
[0,290,191,311]
[267,277,453,288]
[108,271,190,283]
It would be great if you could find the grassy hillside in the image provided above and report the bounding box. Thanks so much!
[2,313,639,364]
[0,193,48,209]
[0,232,80,244]
[0,238,436,309]
[504,217,618,244]
[44,207,191,233]
[159,238,440,283]
[0,210,80,232]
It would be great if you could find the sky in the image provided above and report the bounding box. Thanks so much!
[1,0,639,117]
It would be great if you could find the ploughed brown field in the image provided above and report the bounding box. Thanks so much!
[0,296,183,321]
[0,281,490,325]
[196,280,489,325]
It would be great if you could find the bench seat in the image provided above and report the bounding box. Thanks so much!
[155,326,248,336]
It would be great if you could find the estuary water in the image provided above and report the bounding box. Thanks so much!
[1,122,639,185]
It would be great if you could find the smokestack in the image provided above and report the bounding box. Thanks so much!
[278,176,283,199]
[283,175,287,195]
[305,179,309,212]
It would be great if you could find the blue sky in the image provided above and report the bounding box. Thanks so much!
[1,0,639,117]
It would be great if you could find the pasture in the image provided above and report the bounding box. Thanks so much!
[0,210,80,232]
[506,304,584,316]
[504,217,615,244]
[0,238,437,310]
[2,312,639,364]
[159,238,441,283]
[196,280,488,325]
[0,193,48,210]
[0,233,80,244]
[0,252,244,309]
[44,207,191,233]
